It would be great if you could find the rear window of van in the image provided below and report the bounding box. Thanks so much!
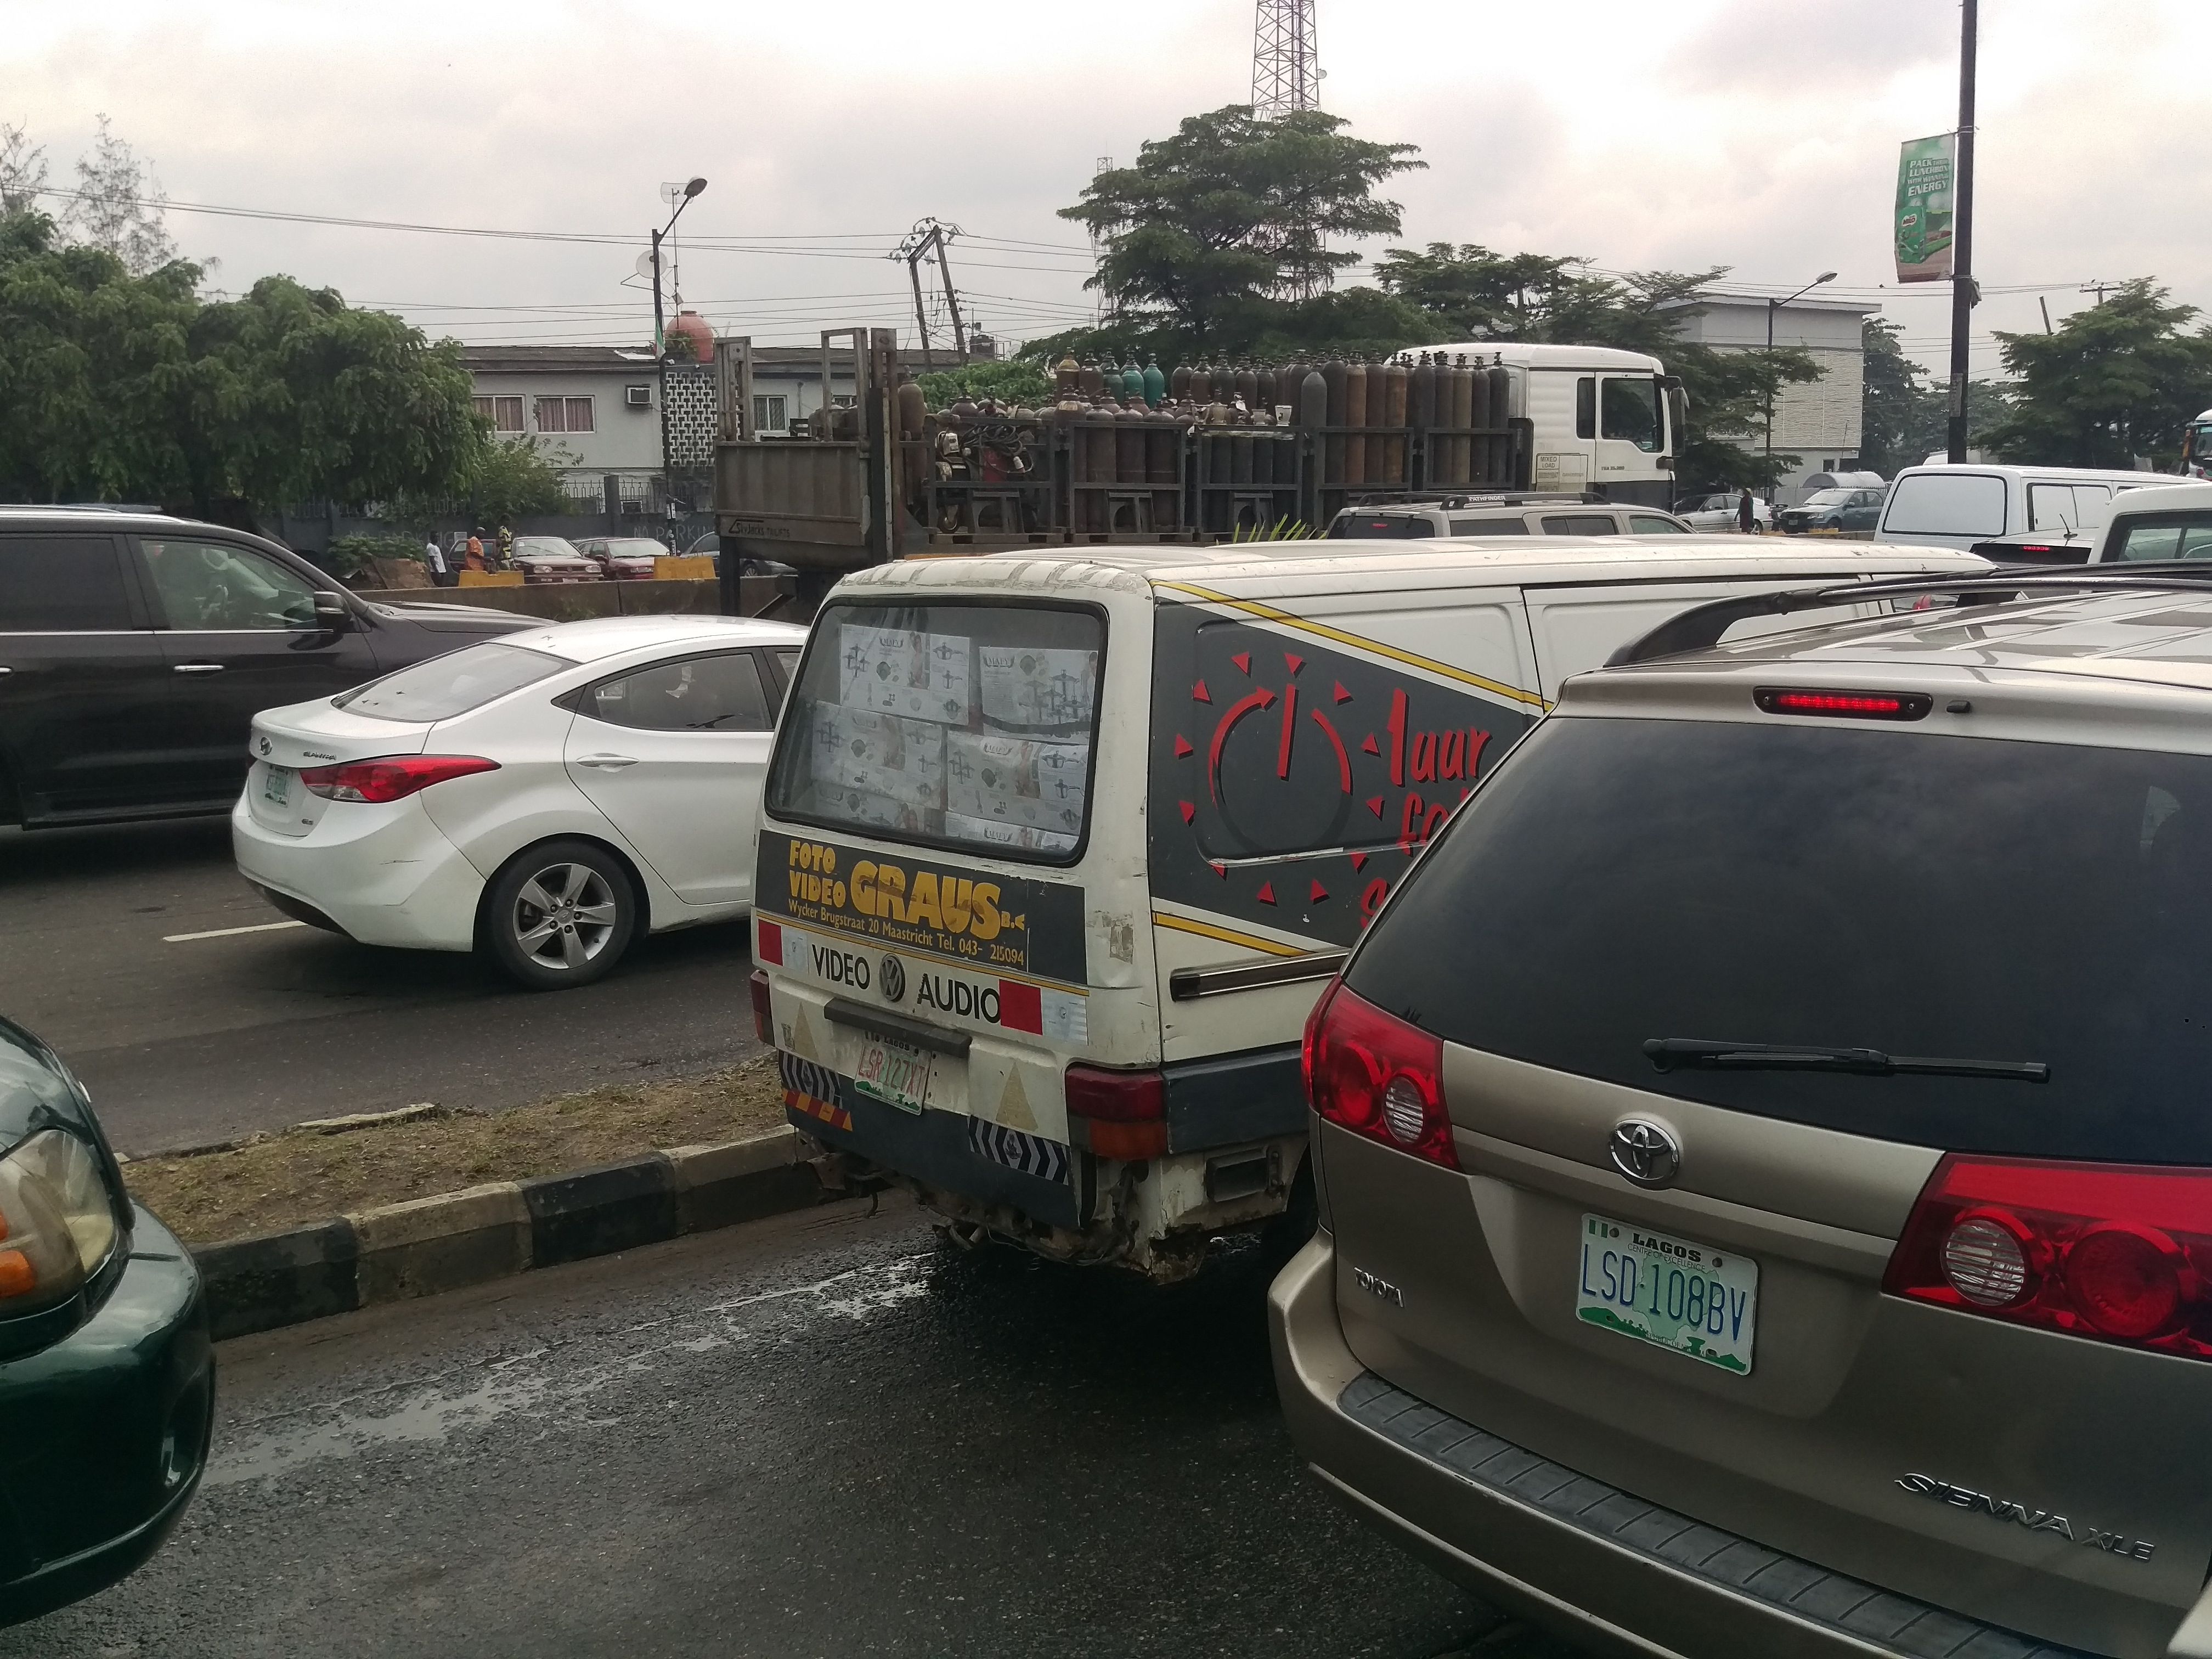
[1882,473,2004,536]
[765,599,1103,863]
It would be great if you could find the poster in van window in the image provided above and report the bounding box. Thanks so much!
[840,626,974,725]
[810,705,948,812]
[980,645,1097,731]
[760,830,1087,985]
[1147,602,1540,949]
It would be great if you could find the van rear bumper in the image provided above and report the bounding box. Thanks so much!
[1269,1231,2104,1659]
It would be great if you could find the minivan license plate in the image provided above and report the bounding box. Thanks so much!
[853,1036,929,1115]
[262,765,292,806]
[1575,1214,1757,1375]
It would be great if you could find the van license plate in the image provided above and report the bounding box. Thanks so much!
[1575,1213,1757,1375]
[262,765,292,806]
[853,1036,929,1115]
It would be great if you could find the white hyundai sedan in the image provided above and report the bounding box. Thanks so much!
[232,614,807,989]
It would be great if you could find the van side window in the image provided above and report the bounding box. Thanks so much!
[1882,473,2005,536]
[2029,483,2107,533]
[1573,377,1595,441]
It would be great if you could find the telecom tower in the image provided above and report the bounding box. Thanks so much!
[1250,0,1320,117]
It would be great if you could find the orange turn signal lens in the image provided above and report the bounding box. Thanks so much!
[0,1250,37,1299]
[1085,1119,1168,1161]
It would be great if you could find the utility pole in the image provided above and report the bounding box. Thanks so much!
[652,177,707,521]
[1945,0,1978,464]
[893,219,967,366]
[2081,280,2112,306]
[1765,273,1837,502]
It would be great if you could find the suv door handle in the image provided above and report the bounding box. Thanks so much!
[574,753,639,769]
[172,663,226,675]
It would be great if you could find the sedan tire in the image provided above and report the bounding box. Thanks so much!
[482,838,640,991]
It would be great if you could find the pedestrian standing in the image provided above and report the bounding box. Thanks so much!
[1737,488,1756,534]
[465,529,485,574]
[497,525,515,569]
[423,534,450,586]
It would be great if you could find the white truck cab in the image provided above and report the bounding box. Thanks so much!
[749,538,1987,1278]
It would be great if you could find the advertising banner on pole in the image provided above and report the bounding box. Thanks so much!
[1894,133,1956,283]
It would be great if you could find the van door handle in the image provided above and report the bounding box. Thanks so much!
[172,663,226,674]
[573,753,639,769]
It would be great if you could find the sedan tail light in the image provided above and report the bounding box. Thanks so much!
[1884,1155,2212,1359]
[298,754,499,803]
[1302,980,1458,1170]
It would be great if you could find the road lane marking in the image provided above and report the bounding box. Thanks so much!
[162,921,309,943]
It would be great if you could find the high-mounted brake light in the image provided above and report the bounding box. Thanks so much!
[1302,981,1459,1170]
[1065,1065,1166,1162]
[1884,1155,2212,1359]
[1754,687,1932,721]
[298,754,500,803]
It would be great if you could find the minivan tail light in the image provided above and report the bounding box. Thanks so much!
[1884,1155,2212,1359]
[298,754,499,803]
[1065,1065,1167,1162]
[1754,687,1932,721]
[1302,981,1458,1170]
[749,969,774,1046]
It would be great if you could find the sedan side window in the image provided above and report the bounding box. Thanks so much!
[583,652,772,732]
[142,540,317,630]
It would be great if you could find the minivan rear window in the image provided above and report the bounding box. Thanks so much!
[335,642,572,721]
[766,600,1103,862]
[1349,717,2212,1163]
[1883,472,2004,535]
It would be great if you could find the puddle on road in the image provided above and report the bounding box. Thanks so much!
[210,1252,932,1488]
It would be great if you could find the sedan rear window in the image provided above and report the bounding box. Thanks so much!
[335,642,572,722]
[766,600,1103,861]
[1350,717,2212,1163]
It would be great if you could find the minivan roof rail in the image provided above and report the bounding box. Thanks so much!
[1607,566,2212,668]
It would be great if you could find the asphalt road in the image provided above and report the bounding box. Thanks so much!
[0,817,763,1155]
[6,1197,1580,1659]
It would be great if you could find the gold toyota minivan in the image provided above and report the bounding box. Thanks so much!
[1273,572,2212,1658]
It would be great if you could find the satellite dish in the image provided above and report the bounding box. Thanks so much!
[635,251,657,280]
[660,181,689,207]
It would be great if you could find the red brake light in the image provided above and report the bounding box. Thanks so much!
[1754,687,1932,721]
[1302,981,1458,1170]
[749,968,774,1046]
[1884,1155,2212,1358]
[297,754,499,803]
[1065,1065,1166,1163]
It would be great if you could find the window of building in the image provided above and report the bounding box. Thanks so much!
[473,395,524,433]
[534,396,595,434]
[753,395,789,433]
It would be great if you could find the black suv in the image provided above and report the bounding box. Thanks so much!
[0,510,533,829]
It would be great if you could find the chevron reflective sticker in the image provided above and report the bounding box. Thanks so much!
[781,1051,851,1132]
[967,1118,1070,1185]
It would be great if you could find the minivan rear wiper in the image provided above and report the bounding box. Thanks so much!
[1643,1037,2049,1083]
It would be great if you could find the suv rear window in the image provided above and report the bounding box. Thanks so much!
[1328,516,1435,539]
[1350,716,2212,1163]
[766,600,1103,861]
[335,642,572,721]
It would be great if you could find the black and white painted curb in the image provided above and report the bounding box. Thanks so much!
[190,1128,824,1341]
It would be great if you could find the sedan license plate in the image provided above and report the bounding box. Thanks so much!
[1576,1214,1757,1375]
[852,1036,929,1115]
[261,765,292,806]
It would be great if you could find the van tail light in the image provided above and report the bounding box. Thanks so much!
[298,754,499,803]
[749,968,774,1046]
[1302,980,1459,1171]
[1065,1065,1166,1163]
[1884,1155,2212,1359]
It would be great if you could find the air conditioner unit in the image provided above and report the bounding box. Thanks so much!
[625,385,652,408]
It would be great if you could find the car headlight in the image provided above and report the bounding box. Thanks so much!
[0,1131,119,1315]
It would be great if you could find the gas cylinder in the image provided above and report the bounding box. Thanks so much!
[895,377,927,442]
[1169,362,1191,401]
[1143,356,1166,409]
[1235,362,1260,409]
[1342,362,1369,486]
[1119,362,1144,404]
[1485,361,1513,484]
[1381,361,1409,484]
[1256,364,1277,412]
[1079,359,1103,396]
[1056,355,1081,397]
[1464,358,1489,487]
[1410,354,1437,489]
[1116,398,1146,487]
[1320,360,1347,484]
[1188,362,1211,405]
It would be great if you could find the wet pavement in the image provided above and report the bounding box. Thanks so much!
[5,1194,1581,1658]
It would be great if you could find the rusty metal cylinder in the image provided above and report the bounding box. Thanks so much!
[1188,363,1211,405]
[1485,363,1513,484]
[1256,365,1278,412]
[1321,360,1347,484]
[1170,363,1191,401]
[1381,362,1409,484]
[1450,359,1477,485]
[1465,360,1490,486]
[1342,362,1369,486]
[1235,364,1259,409]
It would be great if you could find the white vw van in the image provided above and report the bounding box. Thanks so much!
[750,538,1987,1278]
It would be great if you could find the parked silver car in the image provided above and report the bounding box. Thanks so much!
[1675,490,1771,533]
[1274,569,2212,1658]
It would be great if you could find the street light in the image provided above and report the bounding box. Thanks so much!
[652,177,709,529]
[1764,270,1837,501]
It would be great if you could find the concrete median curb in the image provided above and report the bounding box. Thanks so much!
[193,1126,821,1341]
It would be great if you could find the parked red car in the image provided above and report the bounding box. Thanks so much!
[572,536,665,580]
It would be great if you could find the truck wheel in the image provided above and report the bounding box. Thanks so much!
[481,839,638,991]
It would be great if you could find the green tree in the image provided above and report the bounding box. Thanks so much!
[915,360,1052,410]
[465,436,572,522]
[1058,106,1423,355]
[1858,318,1945,475]
[1370,244,1588,338]
[1983,280,2212,468]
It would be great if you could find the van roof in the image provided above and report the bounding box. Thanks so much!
[843,537,1990,604]
[1895,461,2168,484]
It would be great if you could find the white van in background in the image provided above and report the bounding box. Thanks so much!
[1876,461,2168,552]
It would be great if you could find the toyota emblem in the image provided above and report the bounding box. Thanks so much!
[879,954,907,1003]
[1608,1118,1682,1188]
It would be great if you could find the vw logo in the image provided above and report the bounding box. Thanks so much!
[256,736,272,757]
[1608,1118,1682,1188]
[879,954,907,1003]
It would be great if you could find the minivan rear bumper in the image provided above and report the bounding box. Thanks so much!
[1269,1231,2104,1659]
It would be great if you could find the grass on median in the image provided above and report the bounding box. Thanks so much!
[123,1053,791,1248]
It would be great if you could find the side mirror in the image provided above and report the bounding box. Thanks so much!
[312,591,353,632]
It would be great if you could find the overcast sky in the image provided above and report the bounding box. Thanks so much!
[6,0,2202,377]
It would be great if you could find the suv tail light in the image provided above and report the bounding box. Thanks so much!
[298,754,499,803]
[1753,687,1932,721]
[749,968,774,1046]
[1302,980,1458,1170]
[1884,1154,2212,1359]
[1065,1065,1166,1162]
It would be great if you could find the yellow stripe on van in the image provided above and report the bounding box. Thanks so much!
[1152,911,1310,958]
[1150,580,1548,710]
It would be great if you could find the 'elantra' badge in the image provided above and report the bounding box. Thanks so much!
[1609,1118,1682,1188]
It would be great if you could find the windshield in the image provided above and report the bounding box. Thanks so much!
[514,537,581,557]
[766,599,1104,861]
[601,539,665,556]
[1349,715,2212,1162]
[1800,489,1853,507]
[335,642,573,722]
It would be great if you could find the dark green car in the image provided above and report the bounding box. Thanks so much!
[0,1017,211,1624]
